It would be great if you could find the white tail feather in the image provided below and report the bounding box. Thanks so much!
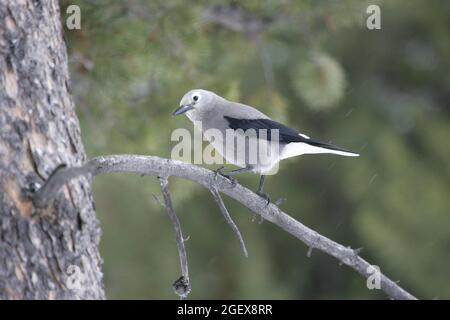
[281,142,359,160]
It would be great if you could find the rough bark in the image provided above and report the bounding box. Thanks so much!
[0,1,104,299]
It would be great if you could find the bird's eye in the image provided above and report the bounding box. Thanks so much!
[193,95,199,102]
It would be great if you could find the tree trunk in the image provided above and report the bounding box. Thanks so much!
[0,1,104,299]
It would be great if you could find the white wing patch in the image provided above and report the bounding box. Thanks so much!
[298,133,310,139]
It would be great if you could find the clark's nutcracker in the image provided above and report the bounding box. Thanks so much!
[173,89,359,201]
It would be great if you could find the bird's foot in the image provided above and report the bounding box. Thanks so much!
[214,166,237,186]
[256,192,286,207]
[256,191,271,206]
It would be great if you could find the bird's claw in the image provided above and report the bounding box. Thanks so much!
[214,166,237,186]
[213,166,223,181]
[256,193,286,207]
[257,192,271,206]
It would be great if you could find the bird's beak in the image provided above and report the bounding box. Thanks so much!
[173,104,194,116]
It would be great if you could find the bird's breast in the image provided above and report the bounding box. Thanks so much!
[202,127,283,174]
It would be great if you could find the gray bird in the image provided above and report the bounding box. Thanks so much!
[173,89,359,201]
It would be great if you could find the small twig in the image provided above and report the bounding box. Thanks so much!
[150,192,165,207]
[307,246,314,258]
[210,187,248,258]
[203,5,270,36]
[158,176,191,299]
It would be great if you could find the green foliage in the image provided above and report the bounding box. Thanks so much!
[292,52,347,110]
[62,0,450,299]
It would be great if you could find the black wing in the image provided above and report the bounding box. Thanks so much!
[224,116,355,154]
[224,116,308,143]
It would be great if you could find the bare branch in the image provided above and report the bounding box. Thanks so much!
[203,5,271,35]
[210,187,248,257]
[203,4,299,38]
[32,155,417,300]
[32,163,95,208]
[159,176,191,299]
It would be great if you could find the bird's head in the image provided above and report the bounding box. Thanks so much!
[173,89,217,119]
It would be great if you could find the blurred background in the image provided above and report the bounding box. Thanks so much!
[61,0,450,299]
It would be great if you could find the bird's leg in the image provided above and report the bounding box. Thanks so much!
[256,175,271,205]
[213,166,230,182]
[257,175,266,194]
[214,166,252,186]
[255,175,286,206]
